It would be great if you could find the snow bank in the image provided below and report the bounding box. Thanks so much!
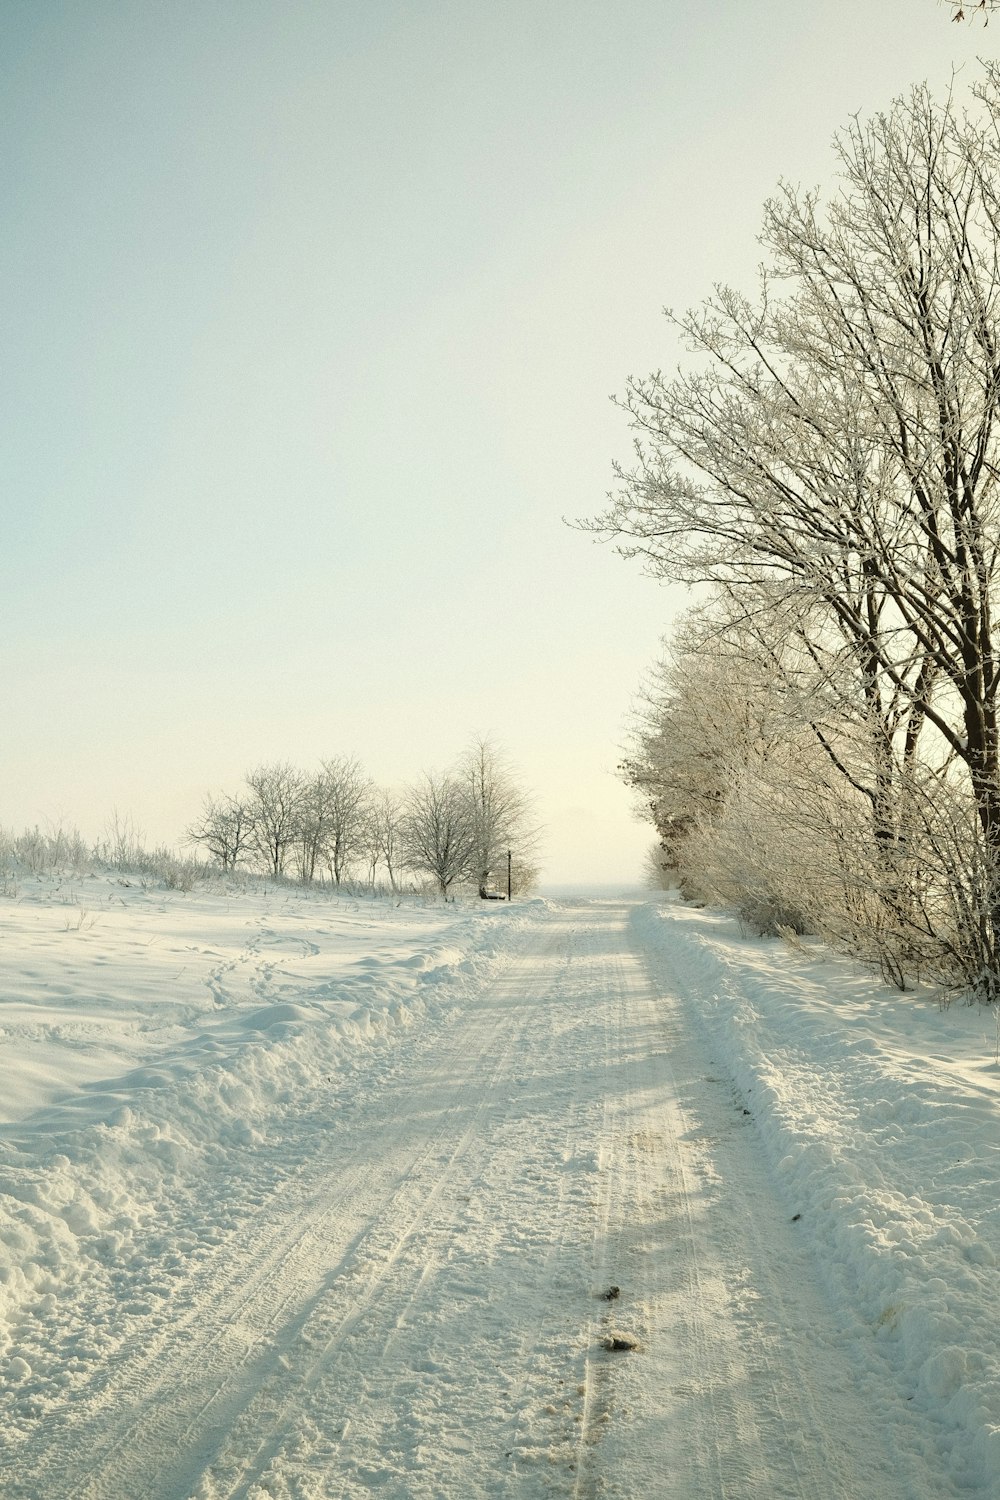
[0,875,543,1412]
[635,899,1000,1492]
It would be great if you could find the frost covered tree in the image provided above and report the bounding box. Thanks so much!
[359,807,381,888]
[595,70,1000,997]
[642,842,674,890]
[187,746,538,898]
[457,737,540,897]
[295,770,339,883]
[623,602,829,929]
[356,788,401,889]
[186,793,255,872]
[623,610,761,887]
[369,789,406,890]
[400,772,475,899]
[245,763,306,878]
[289,758,374,886]
[320,756,373,886]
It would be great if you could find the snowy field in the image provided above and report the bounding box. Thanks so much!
[1,878,999,1496]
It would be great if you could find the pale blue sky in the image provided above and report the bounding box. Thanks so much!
[1,1,990,882]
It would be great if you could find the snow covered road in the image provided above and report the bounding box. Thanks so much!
[1,888,992,1496]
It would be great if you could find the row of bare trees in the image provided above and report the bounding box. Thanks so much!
[186,741,540,898]
[595,66,1000,999]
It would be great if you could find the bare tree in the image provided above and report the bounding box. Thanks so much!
[320,756,373,886]
[296,770,338,883]
[186,793,255,872]
[457,737,541,897]
[245,763,306,878]
[359,807,381,888]
[366,788,406,890]
[593,72,1000,995]
[401,772,474,898]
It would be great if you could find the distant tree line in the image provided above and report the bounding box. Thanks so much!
[186,739,541,898]
[592,67,1000,1000]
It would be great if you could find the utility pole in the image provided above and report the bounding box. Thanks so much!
[507,849,512,902]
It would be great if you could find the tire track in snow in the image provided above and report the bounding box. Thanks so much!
[575,904,919,1499]
[212,912,613,1498]
[212,1006,532,1500]
[5,957,530,1500]
[627,990,776,1496]
[491,922,612,1493]
[572,947,630,1495]
[4,899,920,1499]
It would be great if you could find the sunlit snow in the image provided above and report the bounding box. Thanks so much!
[1,878,998,1496]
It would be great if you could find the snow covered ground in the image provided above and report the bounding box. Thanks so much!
[634,899,1000,1495]
[1,877,999,1496]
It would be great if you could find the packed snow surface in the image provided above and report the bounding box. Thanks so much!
[1,877,999,1496]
